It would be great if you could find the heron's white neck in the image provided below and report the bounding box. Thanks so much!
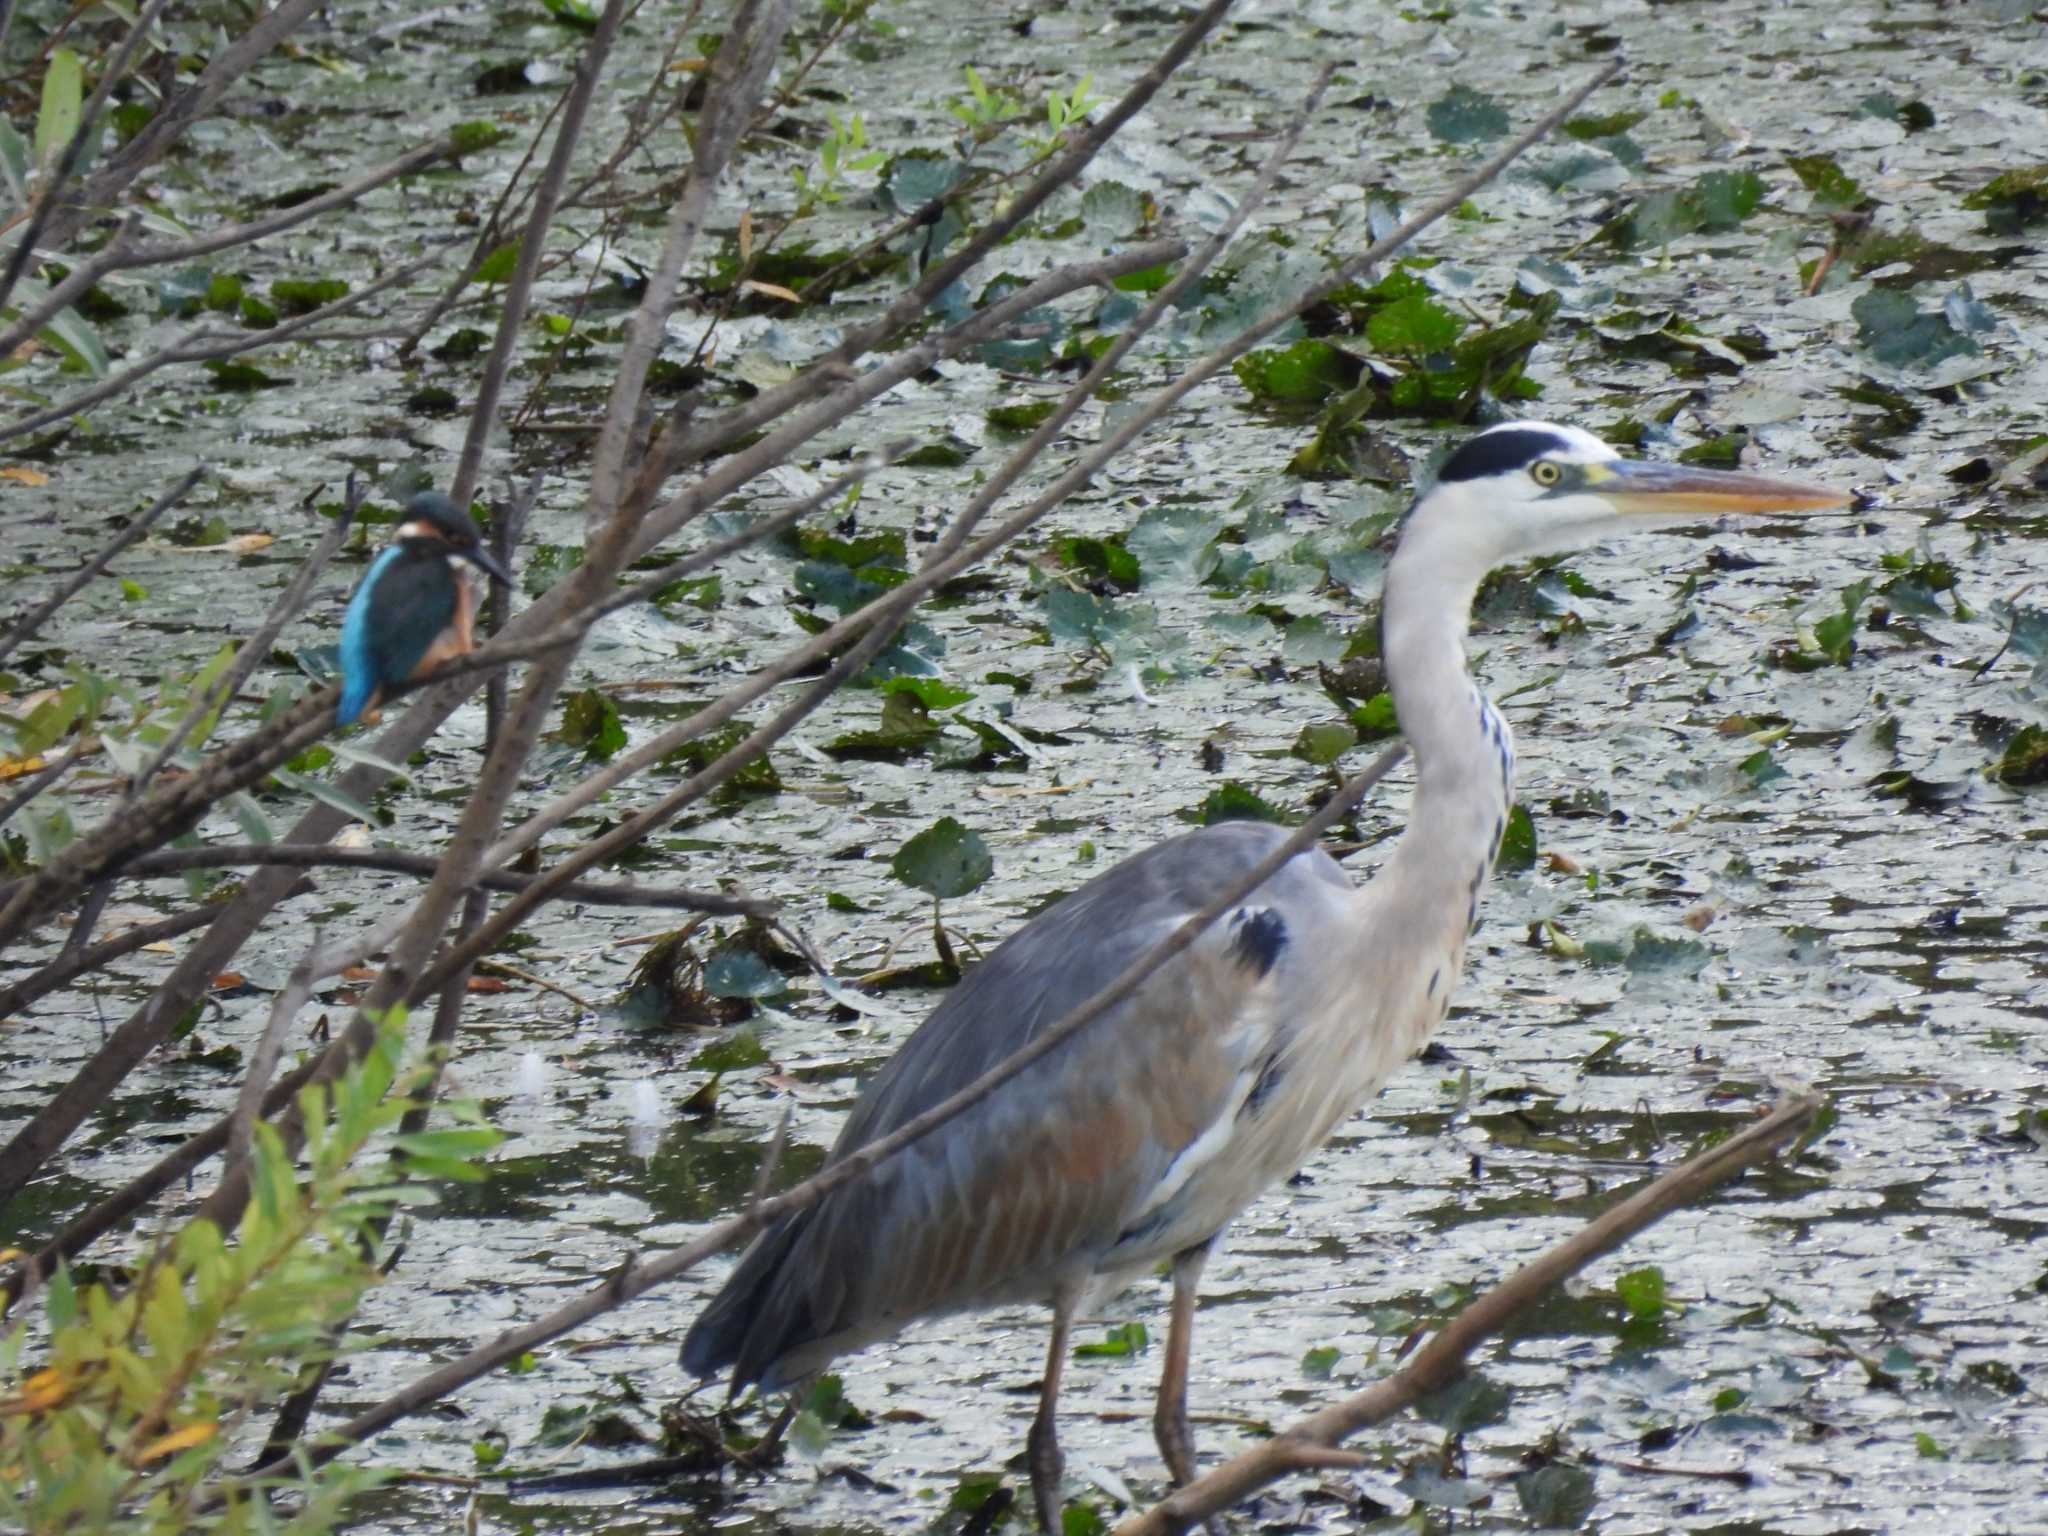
[1372,521,1517,954]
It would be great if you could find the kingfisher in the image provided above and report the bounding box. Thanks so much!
[335,491,512,726]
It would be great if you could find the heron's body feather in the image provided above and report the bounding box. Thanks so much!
[677,421,1844,1529]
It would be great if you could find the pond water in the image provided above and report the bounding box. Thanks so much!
[3,0,2045,1532]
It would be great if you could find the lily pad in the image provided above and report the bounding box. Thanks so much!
[890,816,993,900]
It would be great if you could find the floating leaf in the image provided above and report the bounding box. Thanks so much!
[1515,1462,1596,1528]
[1074,1321,1148,1358]
[1366,294,1466,354]
[1961,164,2048,234]
[1232,338,1350,404]
[556,689,626,761]
[1426,85,1510,145]
[1496,804,1537,871]
[1787,154,1863,211]
[1615,1265,1667,1320]
[1126,505,1225,587]
[891,817,993,900]
[689,1029,769,1072]
[986,399,1058,433]
[703,944,787,1000]
[1418,1372,1511,1433]
[1300,1345,1341,1380]
[1193,781,1287,826]
[1057,534,1139,591]
[1994,724,2048,787]
[1292,720,1356,766]
[1851,286,1984,370]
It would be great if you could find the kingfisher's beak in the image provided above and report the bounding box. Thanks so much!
[1585,457,1851,518]
[461,545,514,585]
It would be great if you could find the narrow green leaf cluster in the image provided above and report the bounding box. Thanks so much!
[0,1011,502,1533]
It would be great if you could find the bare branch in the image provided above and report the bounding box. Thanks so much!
[0,0,174,312]
[0,466,205,667]
[2,843,772,916]
[0,243,459,447]
[0,894,246,1023]
[1113,1094,1824,1536]
[127,481,361,801]
[450,0,629,508]
[240,744,1411,1481]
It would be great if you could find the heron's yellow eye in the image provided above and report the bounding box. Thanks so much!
[1530,461,1563,487]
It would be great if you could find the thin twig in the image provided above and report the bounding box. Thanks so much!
[128,480,361,800]
[0,244,459,446]
[0,893,267,1024]
[239,746,1408,1481]
[0,0,174,313]
[0,844,770,915]
[0,466,205,667]
[1114,1094,1822,1536]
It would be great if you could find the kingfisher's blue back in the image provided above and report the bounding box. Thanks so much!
[336,542,460,724]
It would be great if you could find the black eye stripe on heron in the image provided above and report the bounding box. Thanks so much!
[680,421,1849,1531]
[1433,425,1578,482]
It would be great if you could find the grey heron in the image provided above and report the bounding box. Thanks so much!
[682,421,1846,1527]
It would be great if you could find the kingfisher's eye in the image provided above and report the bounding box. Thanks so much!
[1530,460,1563,487]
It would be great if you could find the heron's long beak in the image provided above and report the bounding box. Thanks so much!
[1586,458,1851,517]
[461,545,514,585]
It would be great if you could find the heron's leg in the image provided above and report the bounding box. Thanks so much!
[1154,1238,1214,1489]
[1029,1292,1078,1533]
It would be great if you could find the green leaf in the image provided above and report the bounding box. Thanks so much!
[1232,338,1349,403]
[1994,724,2048,787]
[35,49,83,168]
[268,277,349,314]
[1366,295,1466,354]
[1194,781,1288,826]
[1292,719,1356,766]
[1074,1321,1148,1358]
[448,120,510,155]
[1418,1372,1511,1433]
[877,675,973,709]
[270,766,381,825]
[1514,1462,1596,1528]
[557,688,626,760]
[890,817,993,900]
[1786,154,1863,210]
[1350,691,1399,740]
[37,300,109,378]
[1615,1265,1666,1320]
[1426,85,1509,145]
[1058,535,1140,591]
[228,792,274,846]
[1300,1345,1341,1379]
[1694,169,1764,229]
[1496,804,1537,872]
[474,240,521,285]
[0,120,28,201]
[689,1029,770,1071]
[1126,505,1224,587]
[987,399,1058,433]
[1851,286,1985,370]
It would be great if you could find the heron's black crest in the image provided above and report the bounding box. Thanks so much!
[1435,427,1574,483]
[1229,907,1287,978]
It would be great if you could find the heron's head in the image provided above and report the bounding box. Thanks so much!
[397,491,512,584]
[1410,421,1849,571]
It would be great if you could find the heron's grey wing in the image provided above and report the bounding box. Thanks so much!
[682,819,1357,1388]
